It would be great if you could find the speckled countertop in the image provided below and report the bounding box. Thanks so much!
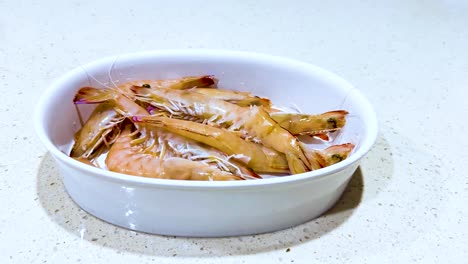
[1,0,467,263]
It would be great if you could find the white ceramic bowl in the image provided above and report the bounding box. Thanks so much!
[35,50,377,237]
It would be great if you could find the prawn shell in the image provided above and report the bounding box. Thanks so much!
[70,103,120,158]
[117,75,217,93]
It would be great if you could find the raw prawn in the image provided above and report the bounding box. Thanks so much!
[131,86,311,174]
[70,103,123,158]
[106,126,242,181]
[186,91,347,137]
[183,90,347,139]
[133,115,290,174]
[158,129,260,179]
[134,115,354,173]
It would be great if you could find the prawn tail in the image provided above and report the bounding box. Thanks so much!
[74,87,116,104]
[321,143,355,166]
[303,143,355,170]
[322,110,349,128]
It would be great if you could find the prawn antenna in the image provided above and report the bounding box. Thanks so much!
[80,65,113,89]
[335,87,357,110]
[108,55,120,89]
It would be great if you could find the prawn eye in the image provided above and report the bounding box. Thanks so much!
[327,118,337,128]
[142,84,151,88]
[331,154,343,162]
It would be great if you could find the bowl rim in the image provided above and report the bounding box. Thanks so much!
[34,49,378,189]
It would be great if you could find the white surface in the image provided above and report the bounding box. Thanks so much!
[35,50,377,237]
[1,0,467,263]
